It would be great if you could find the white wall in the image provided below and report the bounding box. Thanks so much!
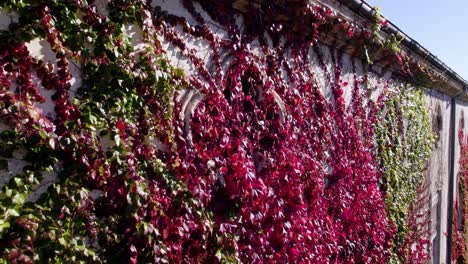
[0,2,467,263]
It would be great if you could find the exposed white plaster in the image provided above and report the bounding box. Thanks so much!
[146,135,170,153]
[0,158,29,189]
[90,189,104,200]
[152,0,197,25]
[177,88,204,146]
[94,0,109,17]
[99,134,115,152]
[309,45,333,101]
[272,90,286,123]
[25,38,58,72]
[69,59,82,97]
[0,9,18,30]
[122,23,149,59]
[24,39,58,118]
[340,52,355,107]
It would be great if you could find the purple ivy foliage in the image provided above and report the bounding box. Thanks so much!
[152,1,396,262]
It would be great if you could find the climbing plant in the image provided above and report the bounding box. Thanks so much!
[0,1,213,262]
[0,0,442,263]
[452,128,468,263]
[376,84,434,263]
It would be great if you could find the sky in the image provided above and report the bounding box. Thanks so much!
[367,0,468,81]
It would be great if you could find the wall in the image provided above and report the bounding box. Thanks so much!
[426,89,451,263]
[0,0,398,210]
[0,0,466,263]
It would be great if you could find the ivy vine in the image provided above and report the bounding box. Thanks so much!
[0,1,210,262]
[452,128,468,263]
[376,84,434,263]
[0,0,445,263]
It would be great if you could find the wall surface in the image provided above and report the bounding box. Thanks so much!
[0,0,398,205]
[425,89,451,263]
[0,0,467,263]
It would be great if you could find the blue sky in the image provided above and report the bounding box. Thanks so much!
[367,0,468,81]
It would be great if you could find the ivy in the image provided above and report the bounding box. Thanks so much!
[0,1,205,262]
[376,84,434,263]
[452,128,468,262]
[0,0,444,263]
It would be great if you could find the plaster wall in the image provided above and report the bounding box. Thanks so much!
[0,1,466,263]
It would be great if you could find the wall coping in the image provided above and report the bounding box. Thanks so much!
[321,0,468,100]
